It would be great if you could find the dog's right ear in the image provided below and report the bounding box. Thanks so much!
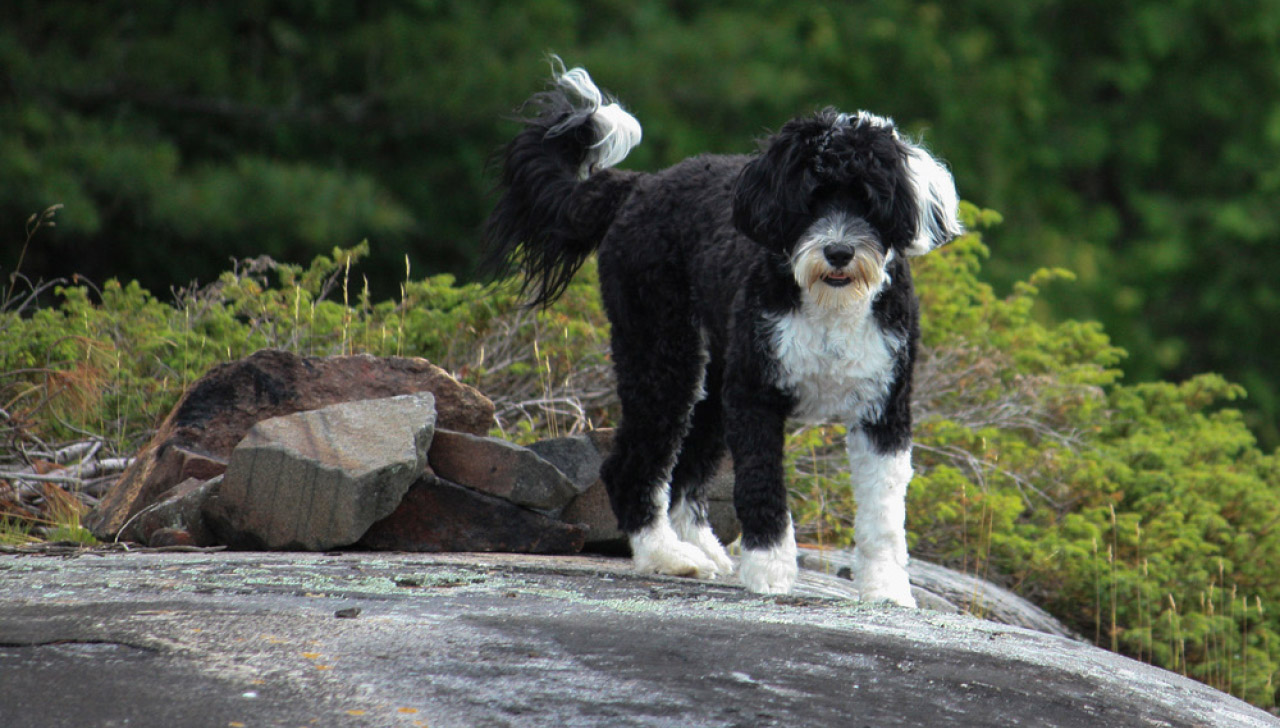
[732,123,823,251]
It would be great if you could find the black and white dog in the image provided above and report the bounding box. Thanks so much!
[486,62,962,605]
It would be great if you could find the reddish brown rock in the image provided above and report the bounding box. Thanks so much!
[428,430,579,514]
[86,349,492,540]
[147,527,198,548]
[558,478,624,548]
[131,476,221,547]
[360,475,585,554]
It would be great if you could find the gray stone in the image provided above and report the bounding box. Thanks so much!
[527,435,602,494]
[428,430,578,514]
[1,551,1276,728]
[203,393,436,550]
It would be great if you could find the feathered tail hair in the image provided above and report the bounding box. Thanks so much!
[484,58,642,307]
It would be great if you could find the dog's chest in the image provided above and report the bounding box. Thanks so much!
[769,305,903,424]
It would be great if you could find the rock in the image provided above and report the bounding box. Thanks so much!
[550,429,741,551]
[526,435,603,493]
[202,393,436,550]
[559,477,625,549]
[130,476,222,547]
[799,547,1080,639]
[87,349,492,539]
[428,430,578,514]
[3,551,1277,728]
[146,528,198,548]
[359,475,586,554]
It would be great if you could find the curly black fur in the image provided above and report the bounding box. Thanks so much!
[485,66,962,596]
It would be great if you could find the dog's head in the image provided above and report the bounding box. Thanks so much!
[733,109,962,309]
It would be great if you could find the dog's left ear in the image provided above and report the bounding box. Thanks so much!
[732,119,825,251]
[900,141,964,256]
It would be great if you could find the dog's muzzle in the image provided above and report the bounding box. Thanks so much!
[794,240,886,308]
[790,213,888,308]
[820,244,858,288]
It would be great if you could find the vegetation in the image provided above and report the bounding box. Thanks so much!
[4,200,1280,708]
[4,1,1280,443]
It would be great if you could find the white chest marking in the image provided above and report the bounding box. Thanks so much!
[769,301,903,425]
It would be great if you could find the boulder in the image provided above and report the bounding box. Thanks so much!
[4,552,1276,728]
[129,476,222,547]
[87,349,492,539]
[428,430,580,514]
[360,475,586,554]
[202,393,436,550]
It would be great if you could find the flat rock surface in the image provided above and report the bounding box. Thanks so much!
[1,551,1276,728]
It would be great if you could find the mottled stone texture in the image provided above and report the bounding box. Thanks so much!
[202,393,436,550]
[87,349,491,539]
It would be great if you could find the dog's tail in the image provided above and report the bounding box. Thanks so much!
[485,58,642,307]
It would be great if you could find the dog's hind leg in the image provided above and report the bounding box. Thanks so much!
[599,284,724,580]
[668,364,734,574]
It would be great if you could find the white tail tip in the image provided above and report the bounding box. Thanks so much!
[551,60,642,179]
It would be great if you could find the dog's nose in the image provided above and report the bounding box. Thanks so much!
[823,244,855,268]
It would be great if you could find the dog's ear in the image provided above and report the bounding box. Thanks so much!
[732,119,826,251]
[900,141,963,256]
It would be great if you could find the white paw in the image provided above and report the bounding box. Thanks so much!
[858,582,917,608]
[738,536,799,595]
[853,559,917,608]
[630,522,719,579]
[697,537,735,578]
[669,504,734,578]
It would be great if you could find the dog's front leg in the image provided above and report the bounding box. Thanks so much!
[726,399,798,595]
[847,429,916,607]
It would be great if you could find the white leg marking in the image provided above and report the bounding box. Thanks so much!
[848,430,917,607]
[630,485,719,579]
[738,516,798,595]
[670,497,734,577]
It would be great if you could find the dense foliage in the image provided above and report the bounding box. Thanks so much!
[4,1,1280,441]
[4,202,1279,707]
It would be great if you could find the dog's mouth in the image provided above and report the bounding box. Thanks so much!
[822,272,853,287]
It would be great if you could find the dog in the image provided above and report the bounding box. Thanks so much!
[485,61,962,605]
